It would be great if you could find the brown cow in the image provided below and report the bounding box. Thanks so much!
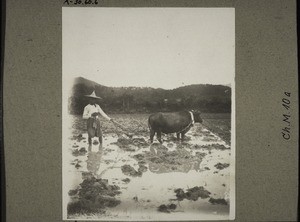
[148,110,203,143]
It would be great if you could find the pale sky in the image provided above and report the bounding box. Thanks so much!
[63,8,234,89]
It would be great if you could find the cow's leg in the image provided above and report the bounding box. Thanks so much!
[98,127,103,145]
[181,133,185,141]
[98,135,103,148]
[176,133,180,141]
[157,130,162,144]
[88,136,92,145]
[150,129,155,143]
[181,127,191,142]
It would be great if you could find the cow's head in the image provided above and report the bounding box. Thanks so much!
[191,110,203,123]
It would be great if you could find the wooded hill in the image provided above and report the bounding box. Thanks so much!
[69,77,231,114]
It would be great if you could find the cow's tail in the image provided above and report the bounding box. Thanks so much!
[148,118,151,130]
[148,116,152,131]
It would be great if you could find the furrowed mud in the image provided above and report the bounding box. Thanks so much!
[65,114,232,220]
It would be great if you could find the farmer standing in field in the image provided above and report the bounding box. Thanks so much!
[83,90,114,147]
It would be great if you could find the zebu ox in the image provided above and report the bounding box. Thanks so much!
[148,110,203,143]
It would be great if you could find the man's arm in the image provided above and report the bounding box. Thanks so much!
[82,106,90,119]
[97,106,111,121]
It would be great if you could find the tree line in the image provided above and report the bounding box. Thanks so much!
[69,77,231,114]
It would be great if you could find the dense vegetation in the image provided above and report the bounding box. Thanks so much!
[69,77,231,114]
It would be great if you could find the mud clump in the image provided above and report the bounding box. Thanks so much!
[150,143,169,152]
[163,149,185,163]
[163,135,178,143]
[192,144,229,151]
[174,186,211,201]
[168,203,177,210]
[138,164,148,173]
[68,189,78,196]
[166,143,174,148]
[67,176,121,215]
[158,204,169,213]
[121,165,142,177]
[112,137,149,151]
[133,146,204,173]
[79,177,121,198]
[75,163,81,169]
[68,199,105,215]
[133,196,138,202]
[133,154,144,161]
[132,137,149,148]
[93,140,99,145]
[215,144,230,150]
[209,198,228,205]
[138,160,147,165]
[206,144,229,150]
[214,163,230,170]
[72,148,87,156]
[176,142,192,149]
[122,178,131,183]
[105,148,114,152]
[116,137,131,145]
[71,159,82,169]
[112,138,136,152]
[192,144,202,149]
[202,135,218,142]
[82,172,94,180]
[201,130,212,137]
[79,147,87,152]
[71,134,86,142]
[156,149,202,165]
[149,156,164,164]
[195,152,207,158]
[158,204,177,213]
[157,152,183,164]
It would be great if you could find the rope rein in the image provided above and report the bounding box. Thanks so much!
[113,111,195,136]
[111,120,133,138]
[175,111,195,134]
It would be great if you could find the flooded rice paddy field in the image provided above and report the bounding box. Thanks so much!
[64,113,233,220]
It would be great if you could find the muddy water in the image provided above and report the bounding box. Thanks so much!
[63,116,232,221]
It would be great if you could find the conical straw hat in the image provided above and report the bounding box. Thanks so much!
[85,90,102,99]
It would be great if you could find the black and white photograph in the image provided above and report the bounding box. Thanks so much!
[62,8,235,221]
